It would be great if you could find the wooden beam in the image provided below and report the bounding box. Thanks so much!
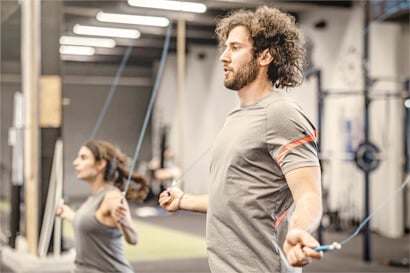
[40,75,62,128]
[177,17,186,173]
[22,0,41,255]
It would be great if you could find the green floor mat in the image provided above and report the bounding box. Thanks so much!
[63,219,207,262]
[0,200,10,213]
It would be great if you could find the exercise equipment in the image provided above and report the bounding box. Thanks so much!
[354,142,381,172]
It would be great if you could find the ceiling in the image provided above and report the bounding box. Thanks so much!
[1,0,355,68]
[1,0,408,71]
[59,0,355,65]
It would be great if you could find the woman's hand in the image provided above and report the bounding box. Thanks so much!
[56,204,76,222]
[112,203,128,224]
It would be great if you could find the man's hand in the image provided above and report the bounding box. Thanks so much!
[283,229,323,267]
[159,187,184,212]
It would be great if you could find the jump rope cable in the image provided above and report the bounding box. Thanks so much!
[170,145,212,188]
[58,43,134,207]
[162,142,409,253]
[89,45,134,140]
[120,3,407,244]
[121,24,172,202]
[117,38,406,252]
[314,4,409,252]
[86,23,203,201]
[120,47,407,250]
[314,174,410,252]
[315,4,410,251]
[57,27,170,209]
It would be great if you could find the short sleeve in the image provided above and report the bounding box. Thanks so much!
[266,99,319,174]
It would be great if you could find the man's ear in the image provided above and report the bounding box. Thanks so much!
[259,48,273,66]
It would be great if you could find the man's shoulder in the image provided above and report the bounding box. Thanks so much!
[260,90,297,107]
[265,95,300,114]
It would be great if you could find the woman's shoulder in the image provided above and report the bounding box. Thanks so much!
[102,186,122,205]
[104,186,121,197]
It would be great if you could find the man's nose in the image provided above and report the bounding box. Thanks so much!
[219,49,229,62]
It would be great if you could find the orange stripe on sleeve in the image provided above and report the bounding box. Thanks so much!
[276,130,317,166]
[274,208,290,229]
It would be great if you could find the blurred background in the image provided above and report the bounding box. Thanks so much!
[0,0,409,272]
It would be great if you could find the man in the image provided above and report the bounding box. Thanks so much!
[159,6,323,273]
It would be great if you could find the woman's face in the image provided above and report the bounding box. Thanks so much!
[73,146,100,181]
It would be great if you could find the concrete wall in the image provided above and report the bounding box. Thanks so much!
[152,46,238,194]
[61,62,153,198]
[0,3,408,237]
[0,62,153,200]
[368,22,408,237]
[0,80,20,199]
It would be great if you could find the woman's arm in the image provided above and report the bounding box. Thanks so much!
[105,190,138,245]
[56,204,76,222]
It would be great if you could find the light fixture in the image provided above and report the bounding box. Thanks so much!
[96,11,170,27]
[128,0,207,13]
[73,24,141,39]
[59,45,95,56]
[405,97,410,109]
[59,35,116,48]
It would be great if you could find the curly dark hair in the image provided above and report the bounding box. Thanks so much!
[215,6,306,89]
[85,140,149,201]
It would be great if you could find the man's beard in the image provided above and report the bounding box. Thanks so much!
[224,57,259,91]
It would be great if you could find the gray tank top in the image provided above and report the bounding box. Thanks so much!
[72,185,134,273]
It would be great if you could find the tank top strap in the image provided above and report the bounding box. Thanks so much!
[92,184,118,208]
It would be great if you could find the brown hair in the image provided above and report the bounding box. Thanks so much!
[85,140,148,201]
[215,6,306,89]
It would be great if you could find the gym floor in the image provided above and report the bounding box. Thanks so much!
[0,198,409,273]
[131,202,410,273]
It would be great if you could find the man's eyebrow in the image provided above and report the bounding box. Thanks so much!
[225,41,242,47]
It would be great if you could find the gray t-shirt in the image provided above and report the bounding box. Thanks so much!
[72,185,134,273]
[207,91,319,273]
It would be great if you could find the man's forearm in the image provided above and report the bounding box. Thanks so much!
[289,192,322,233]
[179,194,208,213]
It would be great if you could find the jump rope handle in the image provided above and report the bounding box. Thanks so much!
[313,242,342,252]
[55,198,65,217]
[120,191,126,204]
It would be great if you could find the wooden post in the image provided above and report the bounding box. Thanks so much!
[40,0,63,255]
[177,18,186,174]
[22,0,41,255]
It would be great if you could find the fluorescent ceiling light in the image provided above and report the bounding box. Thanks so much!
[405,98,410,108]
[96,11,170,27]
[128,0,207,13]
[59,35,116,48]
[59,45,95,56]
[73,24,141,39]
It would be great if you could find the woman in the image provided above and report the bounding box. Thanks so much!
[56,139,148,273]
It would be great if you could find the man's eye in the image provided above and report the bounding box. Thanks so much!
[220,46,228,53]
